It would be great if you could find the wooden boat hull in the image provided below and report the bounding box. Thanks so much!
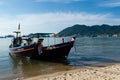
[9,41,75,60]
[9,44,35,57]
[36,41,74,60]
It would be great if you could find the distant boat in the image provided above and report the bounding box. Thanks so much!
[5,35,14,38]
[9,24,75,60]
[0,36,6,38]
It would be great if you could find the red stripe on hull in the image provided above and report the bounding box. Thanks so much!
[10,48,34,53]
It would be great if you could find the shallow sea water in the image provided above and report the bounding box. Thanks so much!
[0,37,120,79]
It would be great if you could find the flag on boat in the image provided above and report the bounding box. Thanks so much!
[18,23,20,30]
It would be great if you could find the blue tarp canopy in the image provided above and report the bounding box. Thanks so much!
[29,33,55,37]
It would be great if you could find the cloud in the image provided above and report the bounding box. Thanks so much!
[99,0,120,7]
[0,12,120,35]
[34,0,84,3]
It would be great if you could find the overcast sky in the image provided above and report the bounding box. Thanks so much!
[0,0,120,35]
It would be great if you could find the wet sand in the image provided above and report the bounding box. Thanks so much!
[24,63,120,80]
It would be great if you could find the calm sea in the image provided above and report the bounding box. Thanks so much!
[0,37,120,80]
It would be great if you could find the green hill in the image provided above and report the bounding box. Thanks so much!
[58,24,120,37]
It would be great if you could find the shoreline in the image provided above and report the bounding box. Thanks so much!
[24,63,120,80]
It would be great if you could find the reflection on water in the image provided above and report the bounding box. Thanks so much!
[0,37,120,79]
[7,55,72,79]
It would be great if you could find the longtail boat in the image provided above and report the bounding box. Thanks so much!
[9,24,75,60]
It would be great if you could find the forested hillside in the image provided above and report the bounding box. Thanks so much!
[58,24,120,37]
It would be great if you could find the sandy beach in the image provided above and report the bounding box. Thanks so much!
[23,63,120,80]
